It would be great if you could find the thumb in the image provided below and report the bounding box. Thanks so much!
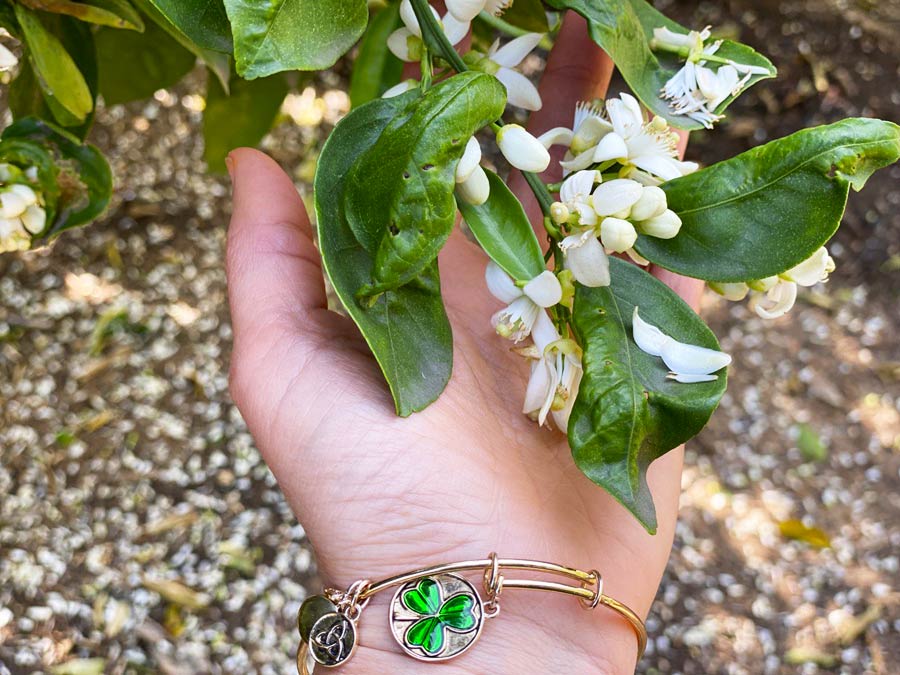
[225,148,331,436]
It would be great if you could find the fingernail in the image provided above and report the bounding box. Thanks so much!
[225,154,235,180]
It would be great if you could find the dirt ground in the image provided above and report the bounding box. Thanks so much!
[1,0,899,673]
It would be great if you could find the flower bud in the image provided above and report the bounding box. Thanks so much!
[496,124,551,172]
[0,42,17,73]
[0,189,28,219]
[0,216,30,253]
[456,165,490,205]
[8,183,38,206]
[592,179,643,217]
[783,247,835,287]
[550,201,570,224]
[600,217,638,253]
[20,204,46,234]
[630,186,668,221]
[562,233,610,288]
[455,137,483,184]
[708,281,749,301]
[639,209,682,239]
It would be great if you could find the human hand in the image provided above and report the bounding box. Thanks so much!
[226,12,703,674]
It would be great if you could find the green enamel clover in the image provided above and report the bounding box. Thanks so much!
[401,577,477,655]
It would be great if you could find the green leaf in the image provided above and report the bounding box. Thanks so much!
[2,117,113,238]
[203,73,289,173]
[569,258,727,533]
[144,0,232,54]
[14,4,94,125]
[133,0,230,89]
[317,93,453,416]
[96,17,195,105]
[637,118,900,282]
[224,0,368,78]
[497,0,550,33]
[349,3,403,109]
[795,423,827,462]
[457,169,544,281]
[544,0,775,130]
[345,71,506,297]
[19,0,144,30]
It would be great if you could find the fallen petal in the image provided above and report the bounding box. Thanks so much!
[660,338,731,375]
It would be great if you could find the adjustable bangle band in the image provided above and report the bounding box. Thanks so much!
[296,552,647,673]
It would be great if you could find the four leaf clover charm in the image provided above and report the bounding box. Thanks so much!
[389,573,485,661]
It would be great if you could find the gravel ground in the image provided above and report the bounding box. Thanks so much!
[1,1,899,673]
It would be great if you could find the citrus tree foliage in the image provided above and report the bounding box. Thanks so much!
[0,0,897,531]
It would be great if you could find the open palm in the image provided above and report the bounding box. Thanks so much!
[226,14,702,674]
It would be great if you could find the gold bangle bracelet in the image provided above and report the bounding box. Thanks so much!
[296,552,647,673]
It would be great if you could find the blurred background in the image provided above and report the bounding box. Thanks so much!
[1,0,898,673]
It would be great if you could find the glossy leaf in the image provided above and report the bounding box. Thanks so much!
[345,71,506,297]
[133,0,230,89]
[14,5,93,125]
[96,17,195,105]
[498,0,550,33]
[349,3,403,108]
[569,258,726,533]
[317,92,453,416]
[545,0,775,130]
[145,0,232,54]
[19,0,144,30]
[224,0,368,78]
[637,118,900,282]
[203,73,289,173]
[2,117,112,238]
[457,169,544,281]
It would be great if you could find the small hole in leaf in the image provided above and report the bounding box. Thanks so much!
[418,228,424,234]
[403,171,410,179]
[422,163,435,171]
[389,224,400,235]
[451,138,460,145]
[604,360,613,366]
[642,391,650,401]
[827,163,838,178]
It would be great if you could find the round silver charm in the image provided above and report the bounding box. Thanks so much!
[308,612,357,667]
[389,573,484,662]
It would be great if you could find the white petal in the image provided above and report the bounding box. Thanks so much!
[495,68,542,111]
[457,165,490,205]
[592,179,643,216]
[708,281,750,301]
[485,260,522,302]
[523,270,562,308]
[599,217,638,253]
[565,234,610,287]
[573,203,598,226]
[551,355,582,430]
[387,28,415,61]
[382,79,417,98]
[632,307,669,357]
[20,205,46,234]
[559,149,597,173]
[630,153,684,182]
[639,209,682,239]
[491,32,542,68]
[667,372,718,383]
[572,115,613,153]
[560,170,597,204]
[455,137,482,183]
[630,185,668,221]
[0,191,27,219]
[399,0,423,35]
[625,247,650,266]
[537,127,574,149]
[524,355,559,426]
[651,27,695,51]
[446,0,486,22]
[531,310,561,351]
[751,280,797,319]
[729,61,771,76]
[8,184,37,206]
[484,0,513,16]
[591,132,628,163]
[784,247,834,286]
[441,13,470,46]
[660,338,732,376]
[606,94,643,139]
[497,124,551,172]
[0,43,17,71]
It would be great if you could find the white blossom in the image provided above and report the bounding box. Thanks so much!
[592,178,643,217]
[0,29,17,73]
[632,307,731,382]
[496,124,551,172]
[599,217,637,253]
[557,170,598,225]
[638,209,682,239]
[749,279,797,319]
[560,231,610,287]
[456,165,490,205]
[389,0,470,62]
[782,246,835,287]
[484,33,543,111]
[522,312,583,429]
[446,0,487,22]
[486,262,561,341]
